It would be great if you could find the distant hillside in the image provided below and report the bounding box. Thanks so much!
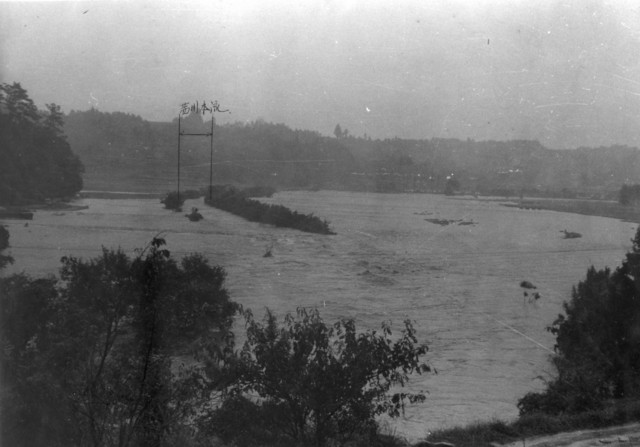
[341,137,640,198]
[64,110,355,192]
[64,109,640,198]
[64,109,172,192]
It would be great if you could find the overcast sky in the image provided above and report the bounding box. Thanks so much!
[2,0,640,149]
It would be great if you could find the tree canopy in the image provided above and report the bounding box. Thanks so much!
[63,106,640,197]
[1,237,240,447]
[203,308,430,447]
[0,225,13,269]
[619,184,640,206]
[0,82,84,205]
[519,226,640,415]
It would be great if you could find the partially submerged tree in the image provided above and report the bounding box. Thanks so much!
[444,177,460,196]
[0,225,13,269]
[204,308,431,447]
[1,237,239,447]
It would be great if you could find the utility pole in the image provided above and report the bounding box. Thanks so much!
[177,115,181,206]
[176,101,229,205]
[209,117,214,201]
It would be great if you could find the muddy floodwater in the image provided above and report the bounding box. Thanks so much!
[2,191,637,441]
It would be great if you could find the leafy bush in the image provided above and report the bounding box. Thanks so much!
[204,308,430,446]
[1,237,239,447]
[518,227,640,415]
[161,189,203,211]
[201,395,288,446]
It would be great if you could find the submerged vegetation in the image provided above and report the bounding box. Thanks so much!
[185,206,203,221]
[561,229,582,239]
[160,189,203,211]
[204,184,336,235]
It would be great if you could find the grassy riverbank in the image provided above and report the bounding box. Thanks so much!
[424,399,640,447]
[510,198,640,223]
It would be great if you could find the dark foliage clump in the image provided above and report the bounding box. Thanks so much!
[185,207,203,221]
[161,190,184,210]
[161,189,202,210]
[1,237,239,447]
[518,226,640,416]
[619,183,640,206]
[0,225,14,269]
[201,308,430,447]
[443,177,460,196]
[205,184,335,235]
[0,82,84,205]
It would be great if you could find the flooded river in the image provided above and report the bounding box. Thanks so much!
[2,191,637,441]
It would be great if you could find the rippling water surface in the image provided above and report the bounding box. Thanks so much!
[3,191,637,441]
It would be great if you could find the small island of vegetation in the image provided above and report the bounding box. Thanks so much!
[160,189,203,211]
[204,184,336,235]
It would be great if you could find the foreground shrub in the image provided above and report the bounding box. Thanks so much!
[0,225,13,269]
[204,308,431,447]
[202,395,290,446]
[518,227,640,416]
[1,237,239,447]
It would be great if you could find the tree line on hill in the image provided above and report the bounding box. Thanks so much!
[2,82,640,205]
[619,183,640,206]
[62,108,640,198]
[0,83,83,205]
